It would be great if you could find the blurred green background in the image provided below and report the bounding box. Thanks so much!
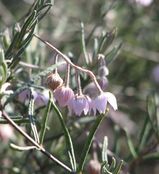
[0,0,159,173]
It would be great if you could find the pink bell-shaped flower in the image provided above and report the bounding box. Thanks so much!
[68,94,91,116]
[92,92,117,115]
[54,85,74,107]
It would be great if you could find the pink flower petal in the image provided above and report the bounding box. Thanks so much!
[93,93,107,114]
[54,86,74,107]
[68,95,91,116]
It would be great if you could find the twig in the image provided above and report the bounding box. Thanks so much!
[33,33,103,94]
[1,108,72,173]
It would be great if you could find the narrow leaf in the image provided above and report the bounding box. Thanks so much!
[39,91,52,144]
[51,96,76,171]
[125,129,138,159]
[102,136,108,162]
[28,88,40,143]
[10,143,36,151]
[78,114,105,173]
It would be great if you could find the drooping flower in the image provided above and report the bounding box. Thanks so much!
[18,89,49,108]
[0,124,14,142]
[35,90,49,108]
[54,85,74,107]
[67,94,91,116]
[92,92,117,115]
[18,89,37,103]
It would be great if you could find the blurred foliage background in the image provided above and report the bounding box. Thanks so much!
[0,0,159,174]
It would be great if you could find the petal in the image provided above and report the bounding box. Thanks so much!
[54,86,74,107]
[67,95,90,116]
[95,94,108,114]
[104,92,118,110]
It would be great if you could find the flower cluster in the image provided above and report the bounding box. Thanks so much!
[47,54,117,116]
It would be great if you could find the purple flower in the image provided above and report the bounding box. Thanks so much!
[135,0,153,6]
[92,92,117,115]
[68,95,91,116]
[18,89,37,103]
[151,65,159,84]
[35,90,49,107]
[18,89,49,108]
[54,86,74,107]
[0,124,14,142]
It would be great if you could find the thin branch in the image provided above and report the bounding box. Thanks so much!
[1,109,72,173]
[33,33,103,94]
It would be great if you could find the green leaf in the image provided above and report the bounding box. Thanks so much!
[28,88,40,143]
[5,32,19,59]
[138,115,152,151]
[10,143,36,151]
[147,93,159,139]
[17,10,37,47]
[0,117,29,124]
[99,28,117,54]
[9,20,37,69]
[125,129,138,159]
[108,157,116,172]
[81,22,89,65]
[106,42,122,65]
[102,136,108,162]
[143,152,159,161]
[51,96,76,172]
[92,37,99,60]
[113,160,123,174]
[78,114,105,173]
[39,91,52,144]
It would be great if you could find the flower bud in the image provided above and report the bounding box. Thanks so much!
[98,66,109,77]
[46,72,63,91]
[87,159,101,174]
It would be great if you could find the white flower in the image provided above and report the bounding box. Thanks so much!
[92,92,118,115]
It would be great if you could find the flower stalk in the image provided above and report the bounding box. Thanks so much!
[33,33,103,94]
[0,106,72,173]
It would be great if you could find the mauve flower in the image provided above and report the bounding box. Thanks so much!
[0,124,14,142]
[18,89,49,108]
[92,92,117,115]
[35,90,49,107]
[87,159,101,174]
[135,0,153,6]
[18,89,37,103]
[54,86,74,107]
[68,95,91,116]
[151,65,159,84]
